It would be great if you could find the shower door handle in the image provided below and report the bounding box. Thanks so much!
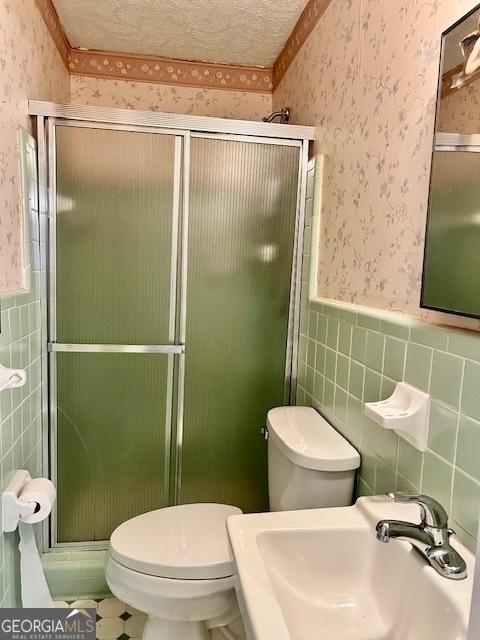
[48,343,185,354]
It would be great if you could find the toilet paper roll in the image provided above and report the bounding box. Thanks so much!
[18,478,56,524]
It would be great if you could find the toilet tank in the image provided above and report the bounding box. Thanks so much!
[267,406,360,511]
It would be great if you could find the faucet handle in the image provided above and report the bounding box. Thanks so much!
[386,492,448,529]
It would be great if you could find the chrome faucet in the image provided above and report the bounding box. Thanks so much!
[376,492,467,580]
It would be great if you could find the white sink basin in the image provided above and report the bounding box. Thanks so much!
[227,496,475,640]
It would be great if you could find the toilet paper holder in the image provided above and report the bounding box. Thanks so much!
[2,470,37,532]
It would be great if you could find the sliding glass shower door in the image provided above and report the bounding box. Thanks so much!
[179,138,299,512]
[49,124,302,545]
[52,125,180,542]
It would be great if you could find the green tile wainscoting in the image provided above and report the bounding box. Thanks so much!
[298,162,480,551]
[0,130,44,606]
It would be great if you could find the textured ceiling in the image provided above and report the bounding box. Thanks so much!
[52,0,309,67]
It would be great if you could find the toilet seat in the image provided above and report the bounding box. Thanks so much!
[109,503,242,580]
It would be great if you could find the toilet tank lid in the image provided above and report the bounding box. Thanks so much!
[267,406,360,472]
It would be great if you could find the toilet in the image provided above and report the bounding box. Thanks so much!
[105,407,360,639]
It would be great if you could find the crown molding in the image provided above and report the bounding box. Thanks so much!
[273,0,332,87]
[69,50,273,93]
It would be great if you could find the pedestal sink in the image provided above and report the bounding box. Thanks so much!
[227,496,475,640]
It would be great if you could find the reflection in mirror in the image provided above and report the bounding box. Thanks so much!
[422,4,480,318]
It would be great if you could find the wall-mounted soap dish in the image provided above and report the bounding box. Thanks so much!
[0,364,26,392]
[364,382,430,452]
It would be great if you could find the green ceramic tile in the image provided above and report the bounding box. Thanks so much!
[315,344,326,374]
[397,439,423,489]
[323,378,335,414]
[348,360,365,400]
[308,311,318,339]
[298,334,307,362]
[395,473,418,494]
[316,314,327,344]
[336,353,350,390]
[456,415,480,482]
[376,428,398,468]
[358,444,376,488]
[305,365,314,395]
[364,368,381,402]
[335,387,348,424]
[361,414,378,450]
[450,519,477,552]
[380,317,410,340]
[351,326,367,363]
[461,360,480,421]
[375,459,396,494]
[357,477,374,497]
[404,343,432,392]
[310,300,324,314]
[296,386,306,405]
[313,372,324,404]
[365,331,385,373]
[306,338,316,368]
[422,451,453,511]
[346,395,363,439]
[299,309,308,335]
[430,351,464,409]
[428,401,458,463]
[357,311,381,331]
[338,320,352,356]
[448,330,480,362]
[297,360,307,388]
[326,317,339,349]
[336,306,357,325]
[410,324,448,350]
[452,469,480,537]
[383,336,406,381]
[325,348,336,382]
[380,375,396,401]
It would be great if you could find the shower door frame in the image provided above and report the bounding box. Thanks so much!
[32,101,313,551]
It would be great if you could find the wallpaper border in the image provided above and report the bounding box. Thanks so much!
[69,50,273,93]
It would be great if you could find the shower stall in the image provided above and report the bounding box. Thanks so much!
[30,102,313,548]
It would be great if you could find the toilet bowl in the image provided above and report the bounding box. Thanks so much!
[105,503,242,640]
[106,407,360,638]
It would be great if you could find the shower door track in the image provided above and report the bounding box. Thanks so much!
[33,103,312,551]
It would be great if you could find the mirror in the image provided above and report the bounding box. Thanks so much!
[422,4,480,319]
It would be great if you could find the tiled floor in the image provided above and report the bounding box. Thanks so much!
[55,597,146,640]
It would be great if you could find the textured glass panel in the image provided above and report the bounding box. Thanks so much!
[423,151,480,317]
[55,126,175,344]
[180,139,299,512]
[56,352,170,542]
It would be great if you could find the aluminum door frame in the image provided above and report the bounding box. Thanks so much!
[36,111,309,550]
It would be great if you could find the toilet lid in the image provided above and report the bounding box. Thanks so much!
[109,503,242,580]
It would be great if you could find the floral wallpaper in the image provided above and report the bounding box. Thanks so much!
[70,76,272,121]
[438,80,480,134]
[0,0,70,291]
[274,0,480,330]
